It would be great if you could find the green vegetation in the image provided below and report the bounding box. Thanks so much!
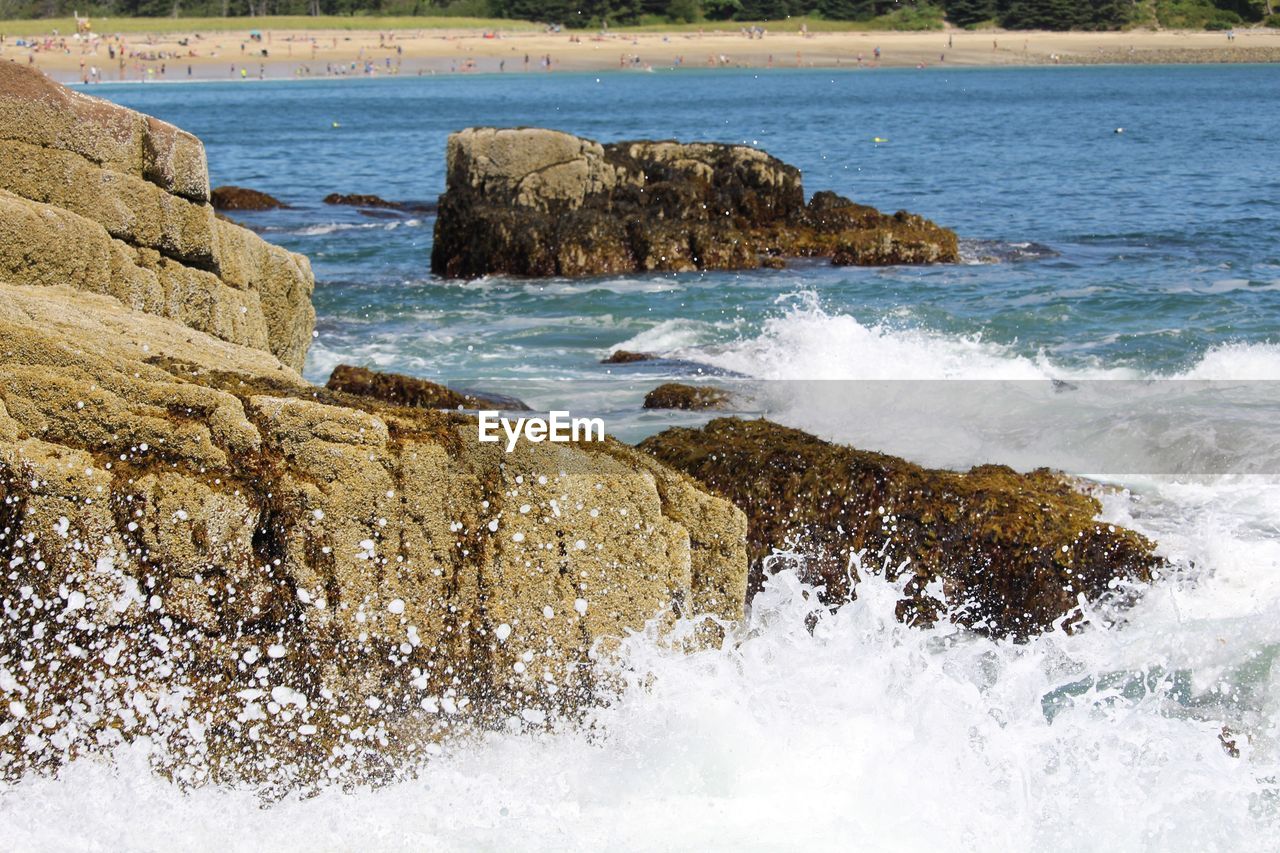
[0,0,1271,31]
[1155,0,1270,29]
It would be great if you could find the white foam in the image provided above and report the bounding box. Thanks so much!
[630,291,1280,383]
[292,220,423,237]
[3,562,1276,851]
[8,297,1280,849]
[612,316,744,357]
[1178,342,1280,380]
[662,291,1080,380]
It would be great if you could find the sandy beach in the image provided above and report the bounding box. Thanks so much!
[7,23,1280,84]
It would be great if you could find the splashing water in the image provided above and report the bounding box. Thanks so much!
[3,552,1278,851]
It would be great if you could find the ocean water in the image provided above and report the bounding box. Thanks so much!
[4,67,1280,850]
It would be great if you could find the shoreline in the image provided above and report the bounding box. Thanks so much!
[6,25,1278,83]
[52,56,1280,91]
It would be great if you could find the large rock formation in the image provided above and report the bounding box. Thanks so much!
[0,71,747,787]
[0,64,314,372]
[640,418,1163,640]
[431,127,959,278]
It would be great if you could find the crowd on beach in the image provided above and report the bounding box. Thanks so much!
[6,22,1276,85]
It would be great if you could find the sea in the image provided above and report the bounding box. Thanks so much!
[3,65,1279,851]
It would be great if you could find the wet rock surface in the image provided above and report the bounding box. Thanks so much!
[0,74,748,787]
[601,350,656,364]
[640,418,1163,640]
[431,127,959,279]
[642,383,735,411]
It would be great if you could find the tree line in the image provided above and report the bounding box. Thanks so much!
[2,0,1274,31]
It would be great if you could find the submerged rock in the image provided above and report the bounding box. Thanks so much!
[323,192,434,213]
[601,350,656,364]
[327,364,530,411]
[0,73,748,787]
[640,418,1163,640]
[210,185,288,211]
[431,127,959,279]
[643,383,734,411]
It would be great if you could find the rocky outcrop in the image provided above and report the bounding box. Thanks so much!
[0,64,314,372]
[431,127,959,278]
[327,364,531,411]
[640,418,1163,640]
[0,74,748,787]
[643,383,734,411]
[602,350,656,364]
[211,185,289,211]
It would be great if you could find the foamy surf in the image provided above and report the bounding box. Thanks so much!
[3,559,1277,852]
[275,219,425,237]
[615,291,1280,384]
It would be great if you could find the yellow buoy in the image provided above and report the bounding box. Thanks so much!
[873,137,888,143]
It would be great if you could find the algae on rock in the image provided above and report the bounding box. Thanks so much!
[640,417,1163,640]
[431,127,959,279]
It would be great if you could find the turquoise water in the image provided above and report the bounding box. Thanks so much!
[98,67,1280,401]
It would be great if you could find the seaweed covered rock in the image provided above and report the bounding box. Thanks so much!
[602,350,656,364]
[431,127,959,278]
[0,65,314,372]
[327,364,530,411]
[640,418,1163,640]
[643,383,734,411]
[211,185,288,211]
